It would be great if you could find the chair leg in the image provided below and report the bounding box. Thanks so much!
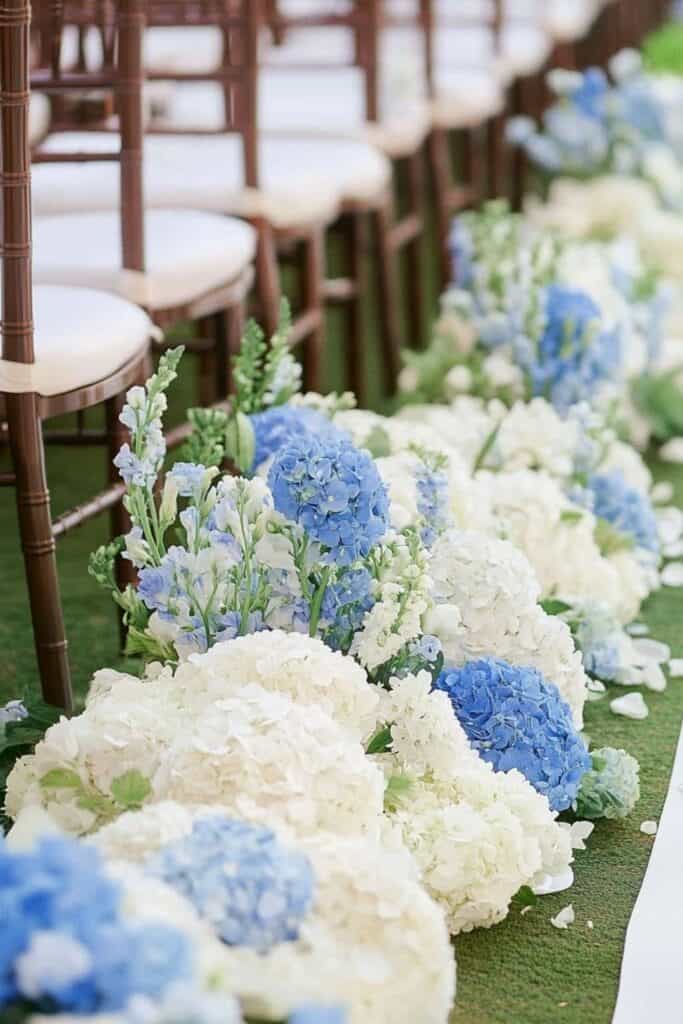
[301,226,326,393]
[106,393,135,651]
[404,148,426,348]
[226,301,246,392]
[254,216,282,337]
[487,111,507,200]
[197,315,216,407]
[213,309,231,401]
[371,196,402,395]
[6,392,72,711]
[341,211,367,403]
[428,128,455,290]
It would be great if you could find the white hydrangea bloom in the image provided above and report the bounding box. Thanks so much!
[602,439,653,495]
[170,630,379,739]
[480,470,626,616]
[384,763,572,934]
[5,677,185,835]
[494,399,580,478]
[152,685,385,840]
[375,451,424,533]
[526,175,659,240]
[375,672,473,777]
[93,803,455,1024]
[397,399,502,470]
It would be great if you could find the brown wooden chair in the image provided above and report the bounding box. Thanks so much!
[31,1,350,398]
[139,0,403,403]
[0,0,158,711]
[29,0,256,406]
[252,0,428,387]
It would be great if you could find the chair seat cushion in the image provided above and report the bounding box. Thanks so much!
[34,132,390,225]
[0,285,152,398]
[544,0,601,40]
[432,67,506,128]
[159,73,430,159]
[32,210,256,312]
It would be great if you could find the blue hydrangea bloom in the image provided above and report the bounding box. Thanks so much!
[289,1007,348,1024]
[450,218,475,289]
[435,658,591,812]
[571,68,609,120]
[526,285,622,414]
[250,406,349,474]
[147,817,314,952]
[320,567,375,650]
[268,436,390,566]
[410,634,442,663]
[588,471,660,553]
[0,835,192,1013]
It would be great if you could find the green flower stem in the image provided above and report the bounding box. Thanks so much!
[309,566,332,637]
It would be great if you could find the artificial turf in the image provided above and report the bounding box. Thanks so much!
[1,343,681,1024]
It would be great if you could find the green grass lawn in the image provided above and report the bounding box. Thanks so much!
[1,335,681,1022]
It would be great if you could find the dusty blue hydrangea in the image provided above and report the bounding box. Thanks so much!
[574,746,641,820]
[435,658,591,812]
[588,471,660,553]
[526,285,622,414]
[416,464,450,548]
[0,835,191,1013]
[268,435,390,566]
[250,406,348,473]
[146,817,314,952]
[320,567,375,651]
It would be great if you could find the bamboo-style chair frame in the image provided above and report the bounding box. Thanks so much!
[0,0,156,711]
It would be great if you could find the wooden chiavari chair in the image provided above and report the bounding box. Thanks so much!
[0,0,158,711]
[29,0,257,406]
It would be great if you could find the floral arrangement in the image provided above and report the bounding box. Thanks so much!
[508,53,683,210]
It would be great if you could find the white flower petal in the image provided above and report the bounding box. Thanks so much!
[651,481,674,504]
[664,541,683,559]
[626,622,649,637]
[668,658,683,678]
[550,904,575,930]
[656,507,683,546]
[632,638,671,665]
[610,692,649,720]
[640,820,658,836]
[659,438,683,463]
[661,562,683,587]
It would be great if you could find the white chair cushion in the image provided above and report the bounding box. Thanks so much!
[432,67,505,129]
[32,210,256,312]
[144,26,224,74]
[29,93,50,147]
[498,23,553,78]
[33,131,390,225]
[544,0,601,41]
[0,285,151,397]
[160,72,430,159]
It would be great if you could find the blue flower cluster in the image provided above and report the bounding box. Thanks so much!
[588,471,660,553]
[289,1007,347,1024]
[147,817,314,952]
[450,217,475,290]
[526,285,621,414]
[268,436,390,566]
[435,658,591,812]
[0,835,191,1013]
[572,67,609,120]
[250,406,349,474]
[321,567,375,651]
[416,464,450,548]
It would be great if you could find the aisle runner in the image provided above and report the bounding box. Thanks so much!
[612,724,683,1024]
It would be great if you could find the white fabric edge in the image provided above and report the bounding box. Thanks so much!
[612,722,683,1024]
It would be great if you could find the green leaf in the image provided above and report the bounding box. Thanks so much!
[76,793,119,819]
[366,725,393,755]
[512,885,539,909]
[40,768,83,790]
[111,769,151,809]
[473,421,502,473]
[540,599,573,616]
[560,508,584,525]
[363,425,392,459]
[384,773,414,811]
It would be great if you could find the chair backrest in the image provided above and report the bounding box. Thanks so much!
[30,0,146,272]
[260,0,382,123]
[144,0,261,187]
[1,0,34,368]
